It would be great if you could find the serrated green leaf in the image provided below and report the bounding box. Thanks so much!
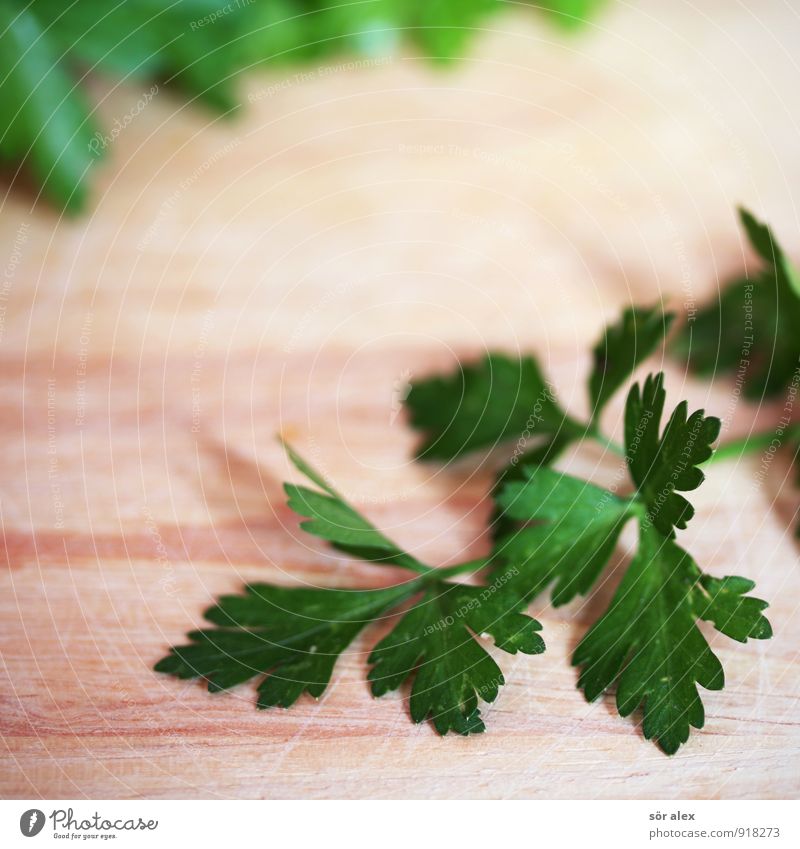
[484,373,770,754]
[625,373,720,537]
[0,3,98,210]
[588,305,674,423]
[573,525,769,755]
[675,208,800,399]
[406,352,580,461]
[157,443,545,734]
[368,576,544,734]
[494,466,634,605]
[282,443,427,571]
[155,580,419,706]
[694,575,772,643]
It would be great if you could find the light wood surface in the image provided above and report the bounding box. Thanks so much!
[2,1,800,799]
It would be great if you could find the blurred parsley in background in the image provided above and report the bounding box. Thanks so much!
[0,0,608,211]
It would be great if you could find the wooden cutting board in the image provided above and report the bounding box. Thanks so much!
[1,0,799,799]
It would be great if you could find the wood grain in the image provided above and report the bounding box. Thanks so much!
[1,0,800,798]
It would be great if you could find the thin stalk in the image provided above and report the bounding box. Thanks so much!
[708,422,800,464]
[585,427,626,458]
[393,554,441,576]
[435,557,490,580]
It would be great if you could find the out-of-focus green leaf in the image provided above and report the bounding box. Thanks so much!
[2,0,611,210]
[0,2,98,210]
[675,208,800,399]
[537,0,608,31]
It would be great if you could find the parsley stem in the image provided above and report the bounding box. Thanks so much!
[708,423,800,464]
[402,556,489,580]
[400,558,445,576]
[436,557,490,579]
[584,426,626,458]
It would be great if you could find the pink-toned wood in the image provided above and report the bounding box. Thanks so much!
[1,1,799,798]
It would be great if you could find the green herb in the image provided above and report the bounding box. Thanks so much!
[407,352,581,462]
[407,304,673,471]
[624,372,720,537]
[675,208,800,399]
[495,373,771,753]
[1,0,608,211]
[574,528,770,755]
[495,470,632,606]
[367,574,544,734]
[156,443,544,735]
[672,207,800,536]
[0,3,99,212]
[407,304,675,544]
[156,305,772,752]
[402,303,774,752]
[589,306,675,425]
[539,0,609,31]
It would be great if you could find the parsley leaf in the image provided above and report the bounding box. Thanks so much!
[156,445,544,734]
[625,372,720,537]
[407,306,675,545]
[406,352,579,461]
[493,372,770,753]
[675,208,800,398]
[281,441,427,570]
[0,3,99,211]
[539,0,609,31]
[589,305,675,424]
[406,305,674,468]
[573,526,770,754]
[368,576,544,734]
[496,467,635,606]
[155,581,417,707]
[3,0,609,210]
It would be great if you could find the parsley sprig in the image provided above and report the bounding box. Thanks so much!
[406,307,772,753]
[157,305,772,754]
[407,304,674,471]
[157,300,772,752]
[493,373,770,754]
[156,443,544,736]
[407,304,676,539]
